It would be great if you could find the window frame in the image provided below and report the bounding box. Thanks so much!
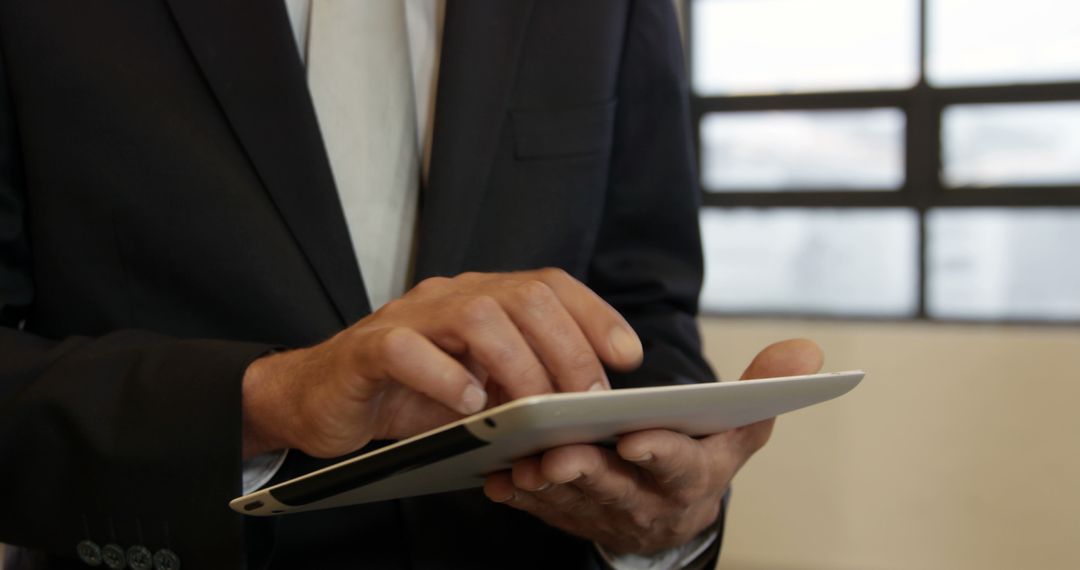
[685,0,1080,324]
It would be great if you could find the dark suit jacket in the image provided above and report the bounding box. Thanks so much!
[0,0,716,567]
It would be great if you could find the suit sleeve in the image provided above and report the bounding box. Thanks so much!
[0,47,273,567]
[589,0,713,389]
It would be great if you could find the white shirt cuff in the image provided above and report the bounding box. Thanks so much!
[241,449,289,495]
[595,528,718,570]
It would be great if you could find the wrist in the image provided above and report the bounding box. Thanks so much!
[241,350,293,460]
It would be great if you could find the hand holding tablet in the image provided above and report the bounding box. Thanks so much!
[234,338,858,555]
[482,338,841,554]
[233,364,861,516]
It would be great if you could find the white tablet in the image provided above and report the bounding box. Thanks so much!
[231,370,863,516]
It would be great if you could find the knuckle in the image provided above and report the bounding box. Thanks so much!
[538,266,571,284]
[515,279,556,309]
[548,446,597,478]
[459,295,501,326]
[375,326,416,361]
[414,276,450,294]
[440,365,468,390]
[564,348,601,375]
[496,277,520,290]
[630,511,656,532]
[487,343,520,369]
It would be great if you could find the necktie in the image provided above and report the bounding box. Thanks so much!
[307,0,420,310]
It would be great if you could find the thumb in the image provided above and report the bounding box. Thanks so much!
[740,338,825,381]
[720,339,826,461]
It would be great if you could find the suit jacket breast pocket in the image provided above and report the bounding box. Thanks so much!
[511,100,617,160]
[471,100,618,275]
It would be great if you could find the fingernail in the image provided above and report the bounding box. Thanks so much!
[460,384,487,415]
[532,482,552,492]
[493,492,516,503]
[553,472,582,485]
[629,452,653,464]
[588,367,611,392]
[609,326,642,362]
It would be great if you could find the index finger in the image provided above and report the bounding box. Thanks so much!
[532,268,643,372]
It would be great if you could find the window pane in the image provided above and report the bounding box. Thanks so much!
[691,0,919,95]
[700,108,905,191]
[928,0,1080,87]
[928,208,1080,321]
[942,102,1080,188]
[700,208,919,316]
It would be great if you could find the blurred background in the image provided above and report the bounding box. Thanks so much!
[677,0,1080,568]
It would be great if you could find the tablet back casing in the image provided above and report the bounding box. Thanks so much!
[231,371,863,516]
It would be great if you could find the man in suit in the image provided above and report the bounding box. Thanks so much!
[0,0,822,568]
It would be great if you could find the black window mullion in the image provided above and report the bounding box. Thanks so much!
[702,192,908,208]
[695,91,908,113]
[909,0,933,318]
[905,85,936,317]
[937,187,1080,206]
[936,82,1080,105]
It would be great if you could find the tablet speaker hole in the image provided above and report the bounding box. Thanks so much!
[484,418,497,428]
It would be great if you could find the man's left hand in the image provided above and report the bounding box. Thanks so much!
[483,338,824,555]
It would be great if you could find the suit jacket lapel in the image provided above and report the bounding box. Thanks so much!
[164,0,370,324]
[415,0,535,280]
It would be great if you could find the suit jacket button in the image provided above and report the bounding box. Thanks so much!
[101,543,126,569]
[76,540,102,566]
[127,545,154,570]
[153,548,181,570]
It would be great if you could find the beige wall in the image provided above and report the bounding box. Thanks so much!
[702,318,1080,570]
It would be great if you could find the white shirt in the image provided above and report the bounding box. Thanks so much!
[284,0,441,184]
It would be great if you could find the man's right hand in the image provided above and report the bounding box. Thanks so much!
[240,269,644,460]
